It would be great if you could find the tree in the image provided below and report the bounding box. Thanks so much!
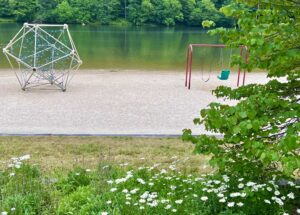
[179,0,196,25]
[36,0,59,22]
[53,0,75,23]
[1,0,235,26]
[0,0,14,17]
[183,0,300,180]
[127,0,143,25]
[140,0,154,23]
[69,0,93,24]
[14,0,38,22]
[151,0,183,26]
[95,0,121,24]
[188,0,219,26]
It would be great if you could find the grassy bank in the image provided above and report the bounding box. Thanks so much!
[0,136,210,173]
[0,18,14,23]
[0,136,298,214]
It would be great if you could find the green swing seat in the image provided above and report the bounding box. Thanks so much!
[218,69,230,80]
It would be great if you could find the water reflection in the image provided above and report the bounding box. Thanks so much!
[0,24,230,70]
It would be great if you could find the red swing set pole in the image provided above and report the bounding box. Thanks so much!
[185,44,248,90]
[243,46,248,86]
[237,46,244,87]
[237,46,248,87]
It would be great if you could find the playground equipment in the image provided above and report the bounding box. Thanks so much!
[185,44,248,89]
[3,23,82,91]
[218,69,230,80]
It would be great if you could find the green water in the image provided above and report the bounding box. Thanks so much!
[0,23,233,70]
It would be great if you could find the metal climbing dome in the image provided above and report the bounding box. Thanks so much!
[3,23,82,91]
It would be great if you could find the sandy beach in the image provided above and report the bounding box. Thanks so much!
[0,69,268,136]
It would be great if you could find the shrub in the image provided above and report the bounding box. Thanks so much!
[183,0,300,180]
[0,156,51,214]
[56,167,91,194]
[0,157,299,214]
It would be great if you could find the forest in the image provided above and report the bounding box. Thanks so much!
[0,0,233,27]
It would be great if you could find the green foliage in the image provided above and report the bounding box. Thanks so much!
[0,0,14,17]
[127,0,143,25]
[0,164,51,214]
[187,0,230,27]
[54,0,76,23]
[150,0,184,26]
[202,20,216,28]
[1,160,298,214]
[0,0,234,26]
[13,0,38,22]
[94,0,121,25]
[57,186,95,214]
[56,167,91,194]
[183,0,300,181]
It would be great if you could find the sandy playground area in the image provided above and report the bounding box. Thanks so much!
[0,70,268,136]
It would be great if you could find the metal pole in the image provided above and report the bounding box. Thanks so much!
[188,45,193,90]
[3,23,82,91]
[184,44,248,89]
[185,46,190,87]
[243,47,248,86]
[34,25,37,68]
[237,46,243,87]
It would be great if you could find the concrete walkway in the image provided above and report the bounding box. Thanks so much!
[0,70,267,136]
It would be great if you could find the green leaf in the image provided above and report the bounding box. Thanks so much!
[233,126,241,134]
[239,111,247,118]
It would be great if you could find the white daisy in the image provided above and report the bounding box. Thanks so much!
[137,178,146,184]
[219,198,226,203]
[165,204,172,209]
[238,183,244,189]
[200,196,208,201]
[287,192,295,199]
[237,202,244,207]
[175,199,183,204]
[110,188,117,192]
[227,202,235,207]
[217,193,224,198]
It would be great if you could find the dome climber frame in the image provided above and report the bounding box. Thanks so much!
[3,23,82,91]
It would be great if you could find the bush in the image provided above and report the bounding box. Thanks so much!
[0,156,51,214]
[56,166,91,194]
[183,0,300,181]
[0,156,299,214]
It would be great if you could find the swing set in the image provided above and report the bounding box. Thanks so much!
[185,44,248,90]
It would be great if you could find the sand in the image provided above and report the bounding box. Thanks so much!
[0,69,268,136]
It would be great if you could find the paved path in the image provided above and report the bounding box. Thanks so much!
[0,70,267,136]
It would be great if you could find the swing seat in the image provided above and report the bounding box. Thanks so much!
[218,69,230,80]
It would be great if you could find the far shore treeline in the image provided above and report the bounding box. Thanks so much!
[0,0,233,27]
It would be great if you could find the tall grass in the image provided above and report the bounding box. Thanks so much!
[0,155,298,215]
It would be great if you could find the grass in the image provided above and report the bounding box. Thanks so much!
[0,17,15,23]
[0,137,298,214]
[0,136,211,174]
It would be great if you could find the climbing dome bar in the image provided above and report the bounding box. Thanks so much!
[3,23,82,91]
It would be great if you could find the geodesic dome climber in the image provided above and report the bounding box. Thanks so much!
[3,23,82,91]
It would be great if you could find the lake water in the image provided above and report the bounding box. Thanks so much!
[0,23,233,71]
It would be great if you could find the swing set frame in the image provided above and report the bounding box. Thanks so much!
[185,44,248,89]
